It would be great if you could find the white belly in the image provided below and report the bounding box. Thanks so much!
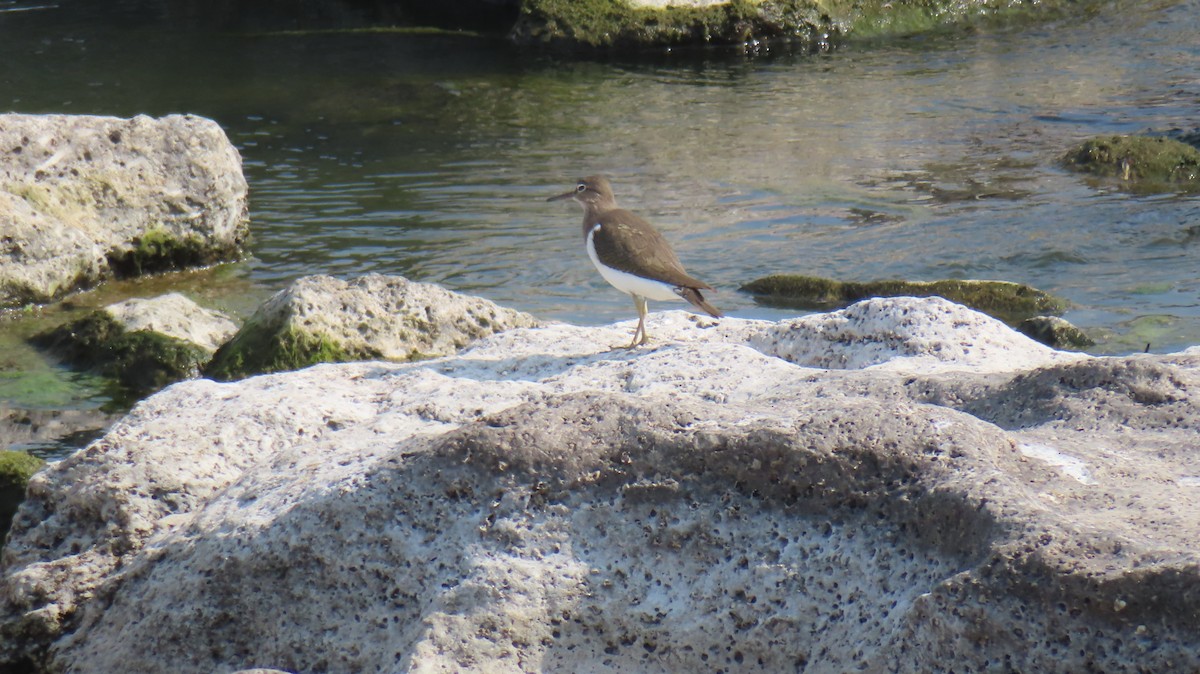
[587,225,681,302]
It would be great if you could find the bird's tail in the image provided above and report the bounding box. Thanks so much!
[677,286,723,318]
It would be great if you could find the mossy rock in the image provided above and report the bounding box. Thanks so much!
[1062,135,1200,191]
[203,274,538,381]
[513,0,832,48]
[1017,315,1095,351]
[740,274,1067,324]
[512,0,1091,49]
[31,311,210,398]
[204,313,381,382]
[0,450,45,541]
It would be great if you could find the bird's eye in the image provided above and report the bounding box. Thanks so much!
[575,184,586,192]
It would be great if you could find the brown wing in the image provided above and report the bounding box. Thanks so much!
[593,209,713,290]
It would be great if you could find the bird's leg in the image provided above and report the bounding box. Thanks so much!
[627,295,649,349]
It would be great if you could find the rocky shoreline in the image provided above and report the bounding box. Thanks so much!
[2,69,1199,668]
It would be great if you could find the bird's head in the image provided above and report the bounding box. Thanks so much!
[548,175,616,211]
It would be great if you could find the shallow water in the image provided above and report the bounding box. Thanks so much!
[2,0,1200,444]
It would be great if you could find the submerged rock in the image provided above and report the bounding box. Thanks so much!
[1062,134,1200,191]
[204,274,540,381]
[740,273,1066,323]
[0,405,116,454]
[1018,315,1095,350]
[0,113,249,309]
[2,295,1198,673]
[31,293,236,398]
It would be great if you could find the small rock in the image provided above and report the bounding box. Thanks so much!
[740,273,1067,323]
[204,274,541,381]
[31,293,235,398]
[1018,315,1095,350]
[1062,134,1200,190]
[105,293,239,353]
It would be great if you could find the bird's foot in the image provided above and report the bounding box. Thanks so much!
[600,341,639,352]
[606,332,649,351]
[624,333,650,350]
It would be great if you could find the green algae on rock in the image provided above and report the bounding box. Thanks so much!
[512,0,833,49]
[31,311,212,399]
[107,227,240,279]
[0,450,45,541]
[1017,315,1095,351]
[1062,135,1200,191]
[26,292,236,402]
[205,316,378,383]
[741,274,1067,324]
[511,0,1095,49]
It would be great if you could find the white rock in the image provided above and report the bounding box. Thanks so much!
[206,274,542,379]
[0,113,249,307]
[2,296,1198,673]
[751,295,1084,372]
[105,293,238,353]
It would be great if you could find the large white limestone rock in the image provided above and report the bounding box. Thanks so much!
[0,113,249,308]
[2,296,1198,673]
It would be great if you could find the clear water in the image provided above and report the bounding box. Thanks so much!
[2,0,1200,443]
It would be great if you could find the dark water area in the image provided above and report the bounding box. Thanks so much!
[2,0,1200,450]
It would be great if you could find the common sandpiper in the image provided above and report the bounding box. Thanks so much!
[548,175,722,348]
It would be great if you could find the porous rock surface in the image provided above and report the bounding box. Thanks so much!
[3,296,1200,673]
[104,292,239,353]
[0,113,249,308]
[205,274,541,380]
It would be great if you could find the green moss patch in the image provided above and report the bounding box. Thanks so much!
[204,316,381,382]
[1062,135,1200,191]
[106,228,221,278]
[512,0,1095,49]
[104,226,248,280]
[1017,316,1094,351]
[843,0,1075,40]
[30,311,209,398]
[0,450,45,541]
[514,0,833,49]
[740,274,1067,324]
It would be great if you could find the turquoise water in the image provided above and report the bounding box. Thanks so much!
[2,0,1200,448]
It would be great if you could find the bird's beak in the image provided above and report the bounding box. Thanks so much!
[547,190,576,202]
